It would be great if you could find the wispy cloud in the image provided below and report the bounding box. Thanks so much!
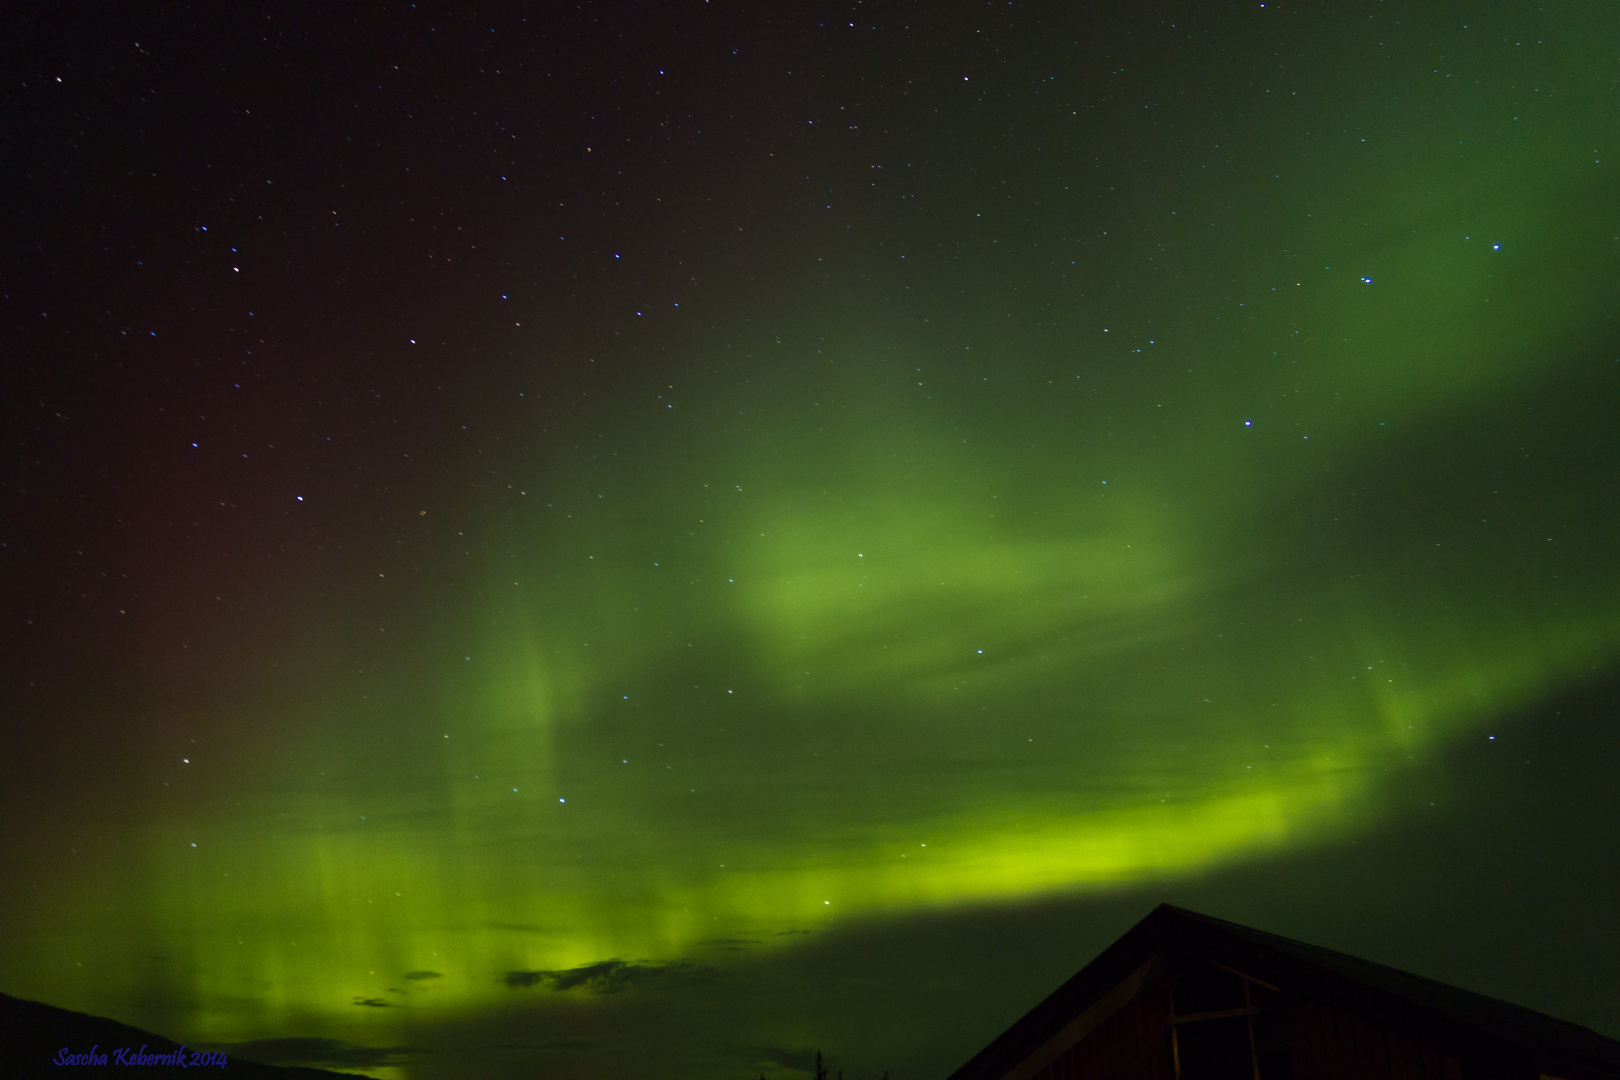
[503,958,709,994]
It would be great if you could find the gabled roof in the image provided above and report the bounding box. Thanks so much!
[947,904,1620,1080]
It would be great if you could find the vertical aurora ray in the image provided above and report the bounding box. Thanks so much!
[56,286,1617,1049]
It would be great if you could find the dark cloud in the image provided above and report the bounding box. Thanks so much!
[404,970,443,980]
[705,936,762,950]
[503,970,548,989]
[352,997,391,1008]
[503,958,709,994]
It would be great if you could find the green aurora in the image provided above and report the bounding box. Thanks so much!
[3,5,1618,1077]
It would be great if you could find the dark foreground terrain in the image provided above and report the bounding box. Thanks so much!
[0,992,371,1079]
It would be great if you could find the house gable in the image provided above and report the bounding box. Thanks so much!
[947,906,1620,1080]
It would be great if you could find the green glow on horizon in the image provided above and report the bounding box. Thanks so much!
[17,369,1615,1054]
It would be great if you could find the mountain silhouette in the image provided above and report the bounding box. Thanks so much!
[0,991,375,1078]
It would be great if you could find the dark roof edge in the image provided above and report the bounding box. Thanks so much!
[946,905,1620,1080]
[944,904,1187,1080]
[1160,906,1620,1073]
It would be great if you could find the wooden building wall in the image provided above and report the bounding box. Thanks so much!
[1024,979,1480,1080]
[1290,998,1466,1080]
[1034,990,1174,1080]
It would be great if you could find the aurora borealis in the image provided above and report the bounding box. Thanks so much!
[3,3,1619,1077]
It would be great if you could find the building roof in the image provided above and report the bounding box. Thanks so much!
[946,904,1620,1080]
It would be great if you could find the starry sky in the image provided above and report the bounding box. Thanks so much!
[2,3,1618,1078]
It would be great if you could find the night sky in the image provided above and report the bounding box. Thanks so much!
[3,3,1619,1078]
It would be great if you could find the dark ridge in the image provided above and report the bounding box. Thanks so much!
[0,991,375,1079]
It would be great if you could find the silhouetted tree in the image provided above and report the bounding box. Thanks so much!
[755,1048,885,1080]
